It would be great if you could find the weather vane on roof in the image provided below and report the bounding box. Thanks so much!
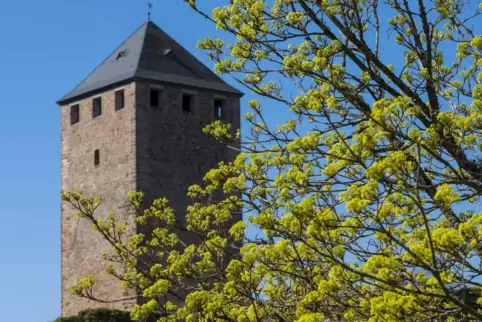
[147,2,153,21]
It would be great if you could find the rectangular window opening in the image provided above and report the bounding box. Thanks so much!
[93,97,102,118]
[150,89,159,108]
[214,99,224,120]
[94,149,100,166]
[115,90,125,111]
[70,104,80,125]
[182,94,192,114]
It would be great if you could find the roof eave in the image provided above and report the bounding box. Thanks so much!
[56,77,137,106]
[57,76,243,106]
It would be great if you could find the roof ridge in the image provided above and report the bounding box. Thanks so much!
[57,21,242,105]
[142,22,227,84]
[63,22,147,99]
[133,21,150,76]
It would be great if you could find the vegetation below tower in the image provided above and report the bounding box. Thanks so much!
[53,308,131,322]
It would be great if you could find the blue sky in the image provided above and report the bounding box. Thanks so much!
[0,1,265,321]
[2,1,475,321]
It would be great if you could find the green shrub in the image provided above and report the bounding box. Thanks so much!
[54,308,131,322]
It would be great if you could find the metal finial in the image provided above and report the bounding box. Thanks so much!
[147,2,153,21]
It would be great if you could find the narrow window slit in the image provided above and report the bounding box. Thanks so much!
[214,99,224,120]
[182,94,192,114]
[94,149,100,166]
[115,90,125,111]
[150,89,160,108]
[70,104,80,125]
[93,97,102,118]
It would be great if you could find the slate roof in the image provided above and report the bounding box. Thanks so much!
[57,21,242,105]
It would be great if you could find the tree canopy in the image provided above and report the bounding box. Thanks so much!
[63,0,482,321]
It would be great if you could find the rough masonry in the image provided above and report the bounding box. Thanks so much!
[58,21,242,316]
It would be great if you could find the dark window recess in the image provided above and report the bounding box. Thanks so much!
[214,99,224,120]
[115,90,125,111]
[150,89,159,108]
[94,149,100,166]
[70,104,80,125]
[182,94,192,114]
[93,97,102,118]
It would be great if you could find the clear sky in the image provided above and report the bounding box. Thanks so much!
[0,1,263,321]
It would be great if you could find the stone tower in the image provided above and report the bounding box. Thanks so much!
[58,21,242,317]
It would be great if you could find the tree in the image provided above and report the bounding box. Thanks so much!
[53,309,131,322]
[63,0,482,321]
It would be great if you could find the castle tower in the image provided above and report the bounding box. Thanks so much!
[58,21,242,316]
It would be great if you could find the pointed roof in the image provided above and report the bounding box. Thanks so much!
[57,21,242,105]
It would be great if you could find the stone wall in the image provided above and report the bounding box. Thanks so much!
[135,81,240,218]
[61,80,241,316]
[135,81,241,305]
[135,80,241,306]
[61,83,137,316]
